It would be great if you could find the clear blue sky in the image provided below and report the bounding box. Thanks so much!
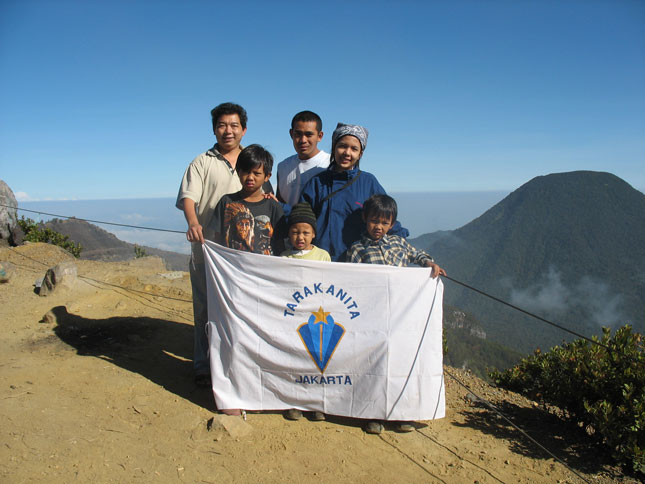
[1,0,644,201]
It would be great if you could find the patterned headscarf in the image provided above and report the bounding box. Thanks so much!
[331,123,369,152]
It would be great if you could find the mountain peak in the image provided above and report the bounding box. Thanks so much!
[418,171,645,353]
[460,171,645,257]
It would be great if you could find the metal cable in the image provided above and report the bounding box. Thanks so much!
[444,368,592,484]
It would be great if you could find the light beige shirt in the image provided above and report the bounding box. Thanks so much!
[176,145,242,260]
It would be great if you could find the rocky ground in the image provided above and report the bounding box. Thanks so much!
[0,243,638,483]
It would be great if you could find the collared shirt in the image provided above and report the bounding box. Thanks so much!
[280,245,331,261]
[176,145,243,260]
[347,233,433,267]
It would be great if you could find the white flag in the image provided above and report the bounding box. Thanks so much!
[204,241,445,421]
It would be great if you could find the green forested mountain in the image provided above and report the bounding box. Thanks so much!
[43,218,189,270]
[414,171,645,354]
[443,305,523,378]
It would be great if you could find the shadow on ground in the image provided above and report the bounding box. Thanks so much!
[453,397,623,478]
[46,305,433,434]
[48,305,215,410]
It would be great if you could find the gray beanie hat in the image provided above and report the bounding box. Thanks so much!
[331,123,369,151]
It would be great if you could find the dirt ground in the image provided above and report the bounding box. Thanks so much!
[0,243,638,483]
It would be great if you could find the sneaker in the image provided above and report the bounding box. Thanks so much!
[397,422,415,432]
[284,409,303,420]
[310,411,325,421]
[364,421,384,434]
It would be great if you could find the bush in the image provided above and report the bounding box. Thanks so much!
[17,217,82,258]
[134,244,147,258]
[490,325,644,474]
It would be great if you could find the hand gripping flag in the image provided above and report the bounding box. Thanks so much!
[203,241,445,421]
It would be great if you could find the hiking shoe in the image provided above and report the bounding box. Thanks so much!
[364,421,384,434]
[397,422,415,432]
[194,373,211,388]
[310,411,325,421]
[284,409,303,420]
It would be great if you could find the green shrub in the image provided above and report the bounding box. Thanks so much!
[490,325,644,474]
[134,244,147,258]
[17,217,82,258]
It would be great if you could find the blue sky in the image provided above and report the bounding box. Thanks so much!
[1,0,644,202]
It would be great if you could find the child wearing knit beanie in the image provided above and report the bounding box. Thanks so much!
[280,202,331,423]
[280,202,331,262]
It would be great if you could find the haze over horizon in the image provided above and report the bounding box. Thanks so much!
[1,1,643,201]
[17,190,511,253]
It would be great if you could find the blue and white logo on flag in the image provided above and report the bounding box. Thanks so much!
[297,307,345,373]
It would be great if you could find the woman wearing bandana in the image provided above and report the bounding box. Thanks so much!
[300,123,409,262]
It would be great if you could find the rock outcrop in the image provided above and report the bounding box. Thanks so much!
[0,180,22,246]
[39,261,78,296]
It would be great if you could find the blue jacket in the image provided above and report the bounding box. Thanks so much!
[300,167,409,261]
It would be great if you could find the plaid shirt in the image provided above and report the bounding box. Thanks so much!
[346,234,433,267]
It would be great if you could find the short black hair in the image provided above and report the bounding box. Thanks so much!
[211,102,248,130]
[236,144,274,176]
[363,194,397,223]
[291,111,322,132]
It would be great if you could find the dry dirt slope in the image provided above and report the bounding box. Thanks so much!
[0,243,636,483]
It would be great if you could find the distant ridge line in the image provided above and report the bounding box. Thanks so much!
[2,203,618,355]
[5,204,185,234]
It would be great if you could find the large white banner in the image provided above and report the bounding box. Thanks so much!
[204,241,445,421]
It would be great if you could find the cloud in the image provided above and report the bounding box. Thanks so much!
[119,212,153,223]
[110,228,190,255]
[510,267,570,314]
[15,191,33,202]
[575,276,624,326]
[510,266,624,326]
[16,194,79,202]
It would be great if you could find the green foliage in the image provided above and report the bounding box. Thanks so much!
[134,244,147,258]
[17,217,82,258]
[490,325,644,474]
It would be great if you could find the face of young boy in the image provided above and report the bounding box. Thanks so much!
[365,213,393,241]
[290,120,323,160]
[288,223,315,251]
[238,165,269,196]
[334,135,362,171]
